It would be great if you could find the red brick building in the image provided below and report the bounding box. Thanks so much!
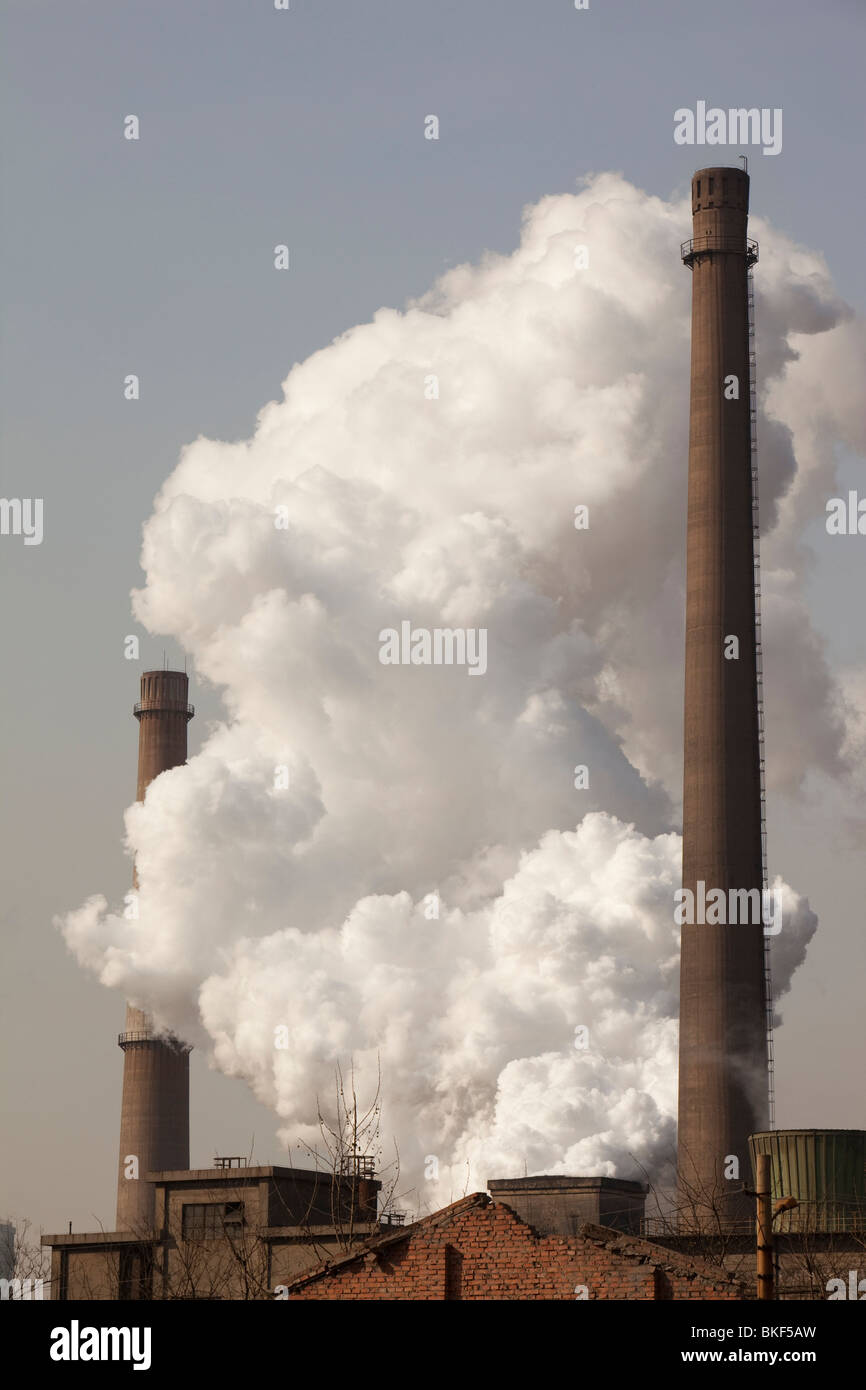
[286,1193,748,1300]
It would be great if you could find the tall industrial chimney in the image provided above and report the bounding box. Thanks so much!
[115,670,194,1232]
[678,167,769,1227]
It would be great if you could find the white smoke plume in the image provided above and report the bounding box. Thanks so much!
[61,171,860,1209]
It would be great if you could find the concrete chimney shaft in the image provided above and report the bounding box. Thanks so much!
[115,671,194,1232]
[677,168,769,1226]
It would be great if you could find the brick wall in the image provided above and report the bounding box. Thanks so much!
[288,1195,745,1301]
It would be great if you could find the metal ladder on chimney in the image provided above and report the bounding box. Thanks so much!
[748,267,776,1130]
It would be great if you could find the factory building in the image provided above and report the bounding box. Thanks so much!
[40,169,863,1300]
[44,1161,382,1300]
[487,1176,648,1237]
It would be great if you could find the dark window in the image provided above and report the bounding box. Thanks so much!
[696,179,701,197]
[722,178,728,197]
[708,177,714,194]
[118,1245,153,1299]
[182,1202,245,1240]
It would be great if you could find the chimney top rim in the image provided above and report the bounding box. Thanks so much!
[691,165,750,178]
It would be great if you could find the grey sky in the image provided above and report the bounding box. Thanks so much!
[1,0,864,1234]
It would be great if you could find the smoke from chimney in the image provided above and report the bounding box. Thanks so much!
[58,171,858,1207]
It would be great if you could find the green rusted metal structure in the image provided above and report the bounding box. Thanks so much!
[749,1130,866,1233]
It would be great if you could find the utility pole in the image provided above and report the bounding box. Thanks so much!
[756,1153,773,1300]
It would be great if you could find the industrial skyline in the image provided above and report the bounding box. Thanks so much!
[112,166,778,1244]
[1,1,863,1256]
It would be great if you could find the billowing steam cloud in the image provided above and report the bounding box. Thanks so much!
[62,171,862,1209]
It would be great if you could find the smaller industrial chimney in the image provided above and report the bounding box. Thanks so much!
[115,670,194,1233]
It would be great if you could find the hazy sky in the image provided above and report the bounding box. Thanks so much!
[1,0,864,1235]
